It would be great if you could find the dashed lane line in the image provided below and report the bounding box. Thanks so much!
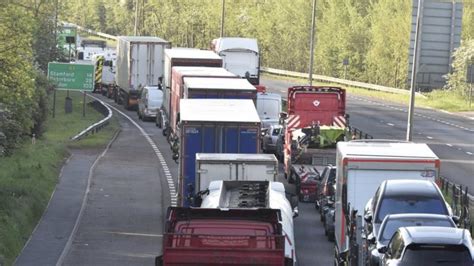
[349,96,474,132]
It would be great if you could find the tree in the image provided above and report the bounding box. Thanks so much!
[365,0,411,88]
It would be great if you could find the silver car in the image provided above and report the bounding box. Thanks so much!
[378,226,473,265]
[367,213,456,266]
[262,124,283,153]
[137,86,163,121]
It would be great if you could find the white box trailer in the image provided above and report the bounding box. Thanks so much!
[115,36,170,109]
[334,140,440,264]
[195,153,278,192]
[211,37,260,85]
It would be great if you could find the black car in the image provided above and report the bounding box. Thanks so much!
[364,179,451,239]
[315,165,336,212]
[366,213,456,266]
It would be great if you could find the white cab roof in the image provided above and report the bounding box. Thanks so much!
[196,153,277,163]
[118,36,169,43]
[180,99,260,123]
[338,141,439,159]
[165,48,222,60]
[172,66,235,77]
[213,37,259,53]
[183,77,256,91]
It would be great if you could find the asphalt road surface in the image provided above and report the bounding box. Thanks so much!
[261,76,474,190]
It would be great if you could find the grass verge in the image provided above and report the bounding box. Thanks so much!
[0,90,118,265]
[263,73,474,112]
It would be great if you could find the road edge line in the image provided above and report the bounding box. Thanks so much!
[56,128,121,266]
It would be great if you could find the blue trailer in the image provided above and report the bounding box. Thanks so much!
[178,99,261,207]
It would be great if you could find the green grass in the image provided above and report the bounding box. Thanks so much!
[263,73,474,112]
[0,90,118,265]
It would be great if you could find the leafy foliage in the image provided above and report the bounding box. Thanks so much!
[444,39,474,97]
[61,0,472,91]
[0,1,57,155]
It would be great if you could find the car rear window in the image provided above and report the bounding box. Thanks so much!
[402,244,472,265]
[380,219,454,243]
[376,196,448,223]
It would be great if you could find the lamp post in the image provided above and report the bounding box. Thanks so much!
[308,0,317,86]
[406,0,423,141]
[220,0,226,37]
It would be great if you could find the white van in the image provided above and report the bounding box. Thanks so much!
[256,92,282,129]
[137,86,163,121]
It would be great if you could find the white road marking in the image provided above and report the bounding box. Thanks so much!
[426,136,433,139]
[446,144,453,147]
[89,95,178,207]
[387,123,394,126]
[467,152,473,155]
[106,231,163,238]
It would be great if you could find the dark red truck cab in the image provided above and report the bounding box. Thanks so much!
[157,207,285,266]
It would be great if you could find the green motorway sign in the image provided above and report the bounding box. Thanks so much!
[48,63,94,91]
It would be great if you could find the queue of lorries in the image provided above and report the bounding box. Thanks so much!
[76,34,473,265]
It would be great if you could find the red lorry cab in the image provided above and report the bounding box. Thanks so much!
[287,86,346,127]
[159,207,285,266]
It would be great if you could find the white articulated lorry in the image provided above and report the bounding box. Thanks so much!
[114,36,171,110]
[211,37,260,85]
[334,140,440,266]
